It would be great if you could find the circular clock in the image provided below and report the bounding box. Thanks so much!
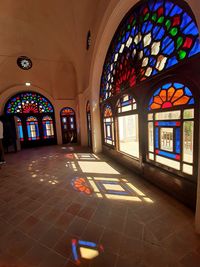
[17,56,32,70]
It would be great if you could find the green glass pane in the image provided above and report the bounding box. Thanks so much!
[152,14,157,21]
[177,37,183,49]
[178,50,187,60]
[165,20,171,30]
[157,16,164,24]
[132,19,136,26]
[127,24,131,30]
[170,27,178,36]
[144,13,150,21]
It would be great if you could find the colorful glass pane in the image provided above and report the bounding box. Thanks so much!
[104,105,113,117]
[118,94,137,113]
[148,83,194,110]
[16,117,24,141]
[100,0,200,101]
[61,107,75,116]
[42,116,54,139]
[26,116,40,141]
[5,92,54,114]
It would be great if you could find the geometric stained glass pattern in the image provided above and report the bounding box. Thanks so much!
[16,117,24,141]
[148,82,194,175]
[5,92,54,114]
[26,116,40,141]
[148,82,194,110]
[100,0,200,101]
[42,116,54,139]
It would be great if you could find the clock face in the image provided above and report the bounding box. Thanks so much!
[17,56,32,70]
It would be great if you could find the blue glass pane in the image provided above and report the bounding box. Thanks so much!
[165,2,174,16]
[157,121,178,126]
[157,150,177,159]
[166,57,178,68]
[175,128,180,153]
[169,5,182,17]
[162,83,172,89]
[183,22,199,36]
[180,13,192,30]
[188,98,195,105]
[185,87,193,96]
[155,127,159,149]
[189,39,200,57]
[19,126,23,139]
[174,83,183,89]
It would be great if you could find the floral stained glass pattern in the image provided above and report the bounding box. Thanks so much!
[61,107,75,116]
[148,82,194,175]
[100,0,200,101]
[6,92,54,114]
[104,105,113,117]
[148,82,194,110]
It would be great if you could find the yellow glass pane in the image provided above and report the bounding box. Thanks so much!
[173,96,189,106]
[171,89,184,103]
[167,87,175,101]
[159,90,166,101]
[154,96,163,105]
[151,103,161,109]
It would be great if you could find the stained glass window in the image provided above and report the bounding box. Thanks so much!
[26,116,40,141]
[100,0,200,101]
[16,117,24,141]
[148,82,194,175]
[5,92,54,114]
[42,116,54,139]
[103,105,115,145]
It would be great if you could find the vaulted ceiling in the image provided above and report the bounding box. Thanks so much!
[0,0,109,99]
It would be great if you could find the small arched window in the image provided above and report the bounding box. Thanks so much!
[147,82,195,175]
[42,116,54,139]
[16,117,24,141]
[26,116,40,141]
[117,94,139,158]
[103,105,115,146]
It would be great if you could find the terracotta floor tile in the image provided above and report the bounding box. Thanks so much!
[0,145,199,267]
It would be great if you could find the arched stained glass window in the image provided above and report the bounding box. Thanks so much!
[42,116,54,139]
[148,82,194,175]
[103,105,115,145]
[100,0,200,102]
[60,107,77,144]
[5,92,54,114]
[61,107,75,116]
[117,95,139,157]
[16,117,24,141]
[26,116,40,141]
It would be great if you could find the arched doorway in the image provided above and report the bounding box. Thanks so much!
[4,91,56,148]
[86,101,92,148]
[60,107,77,144]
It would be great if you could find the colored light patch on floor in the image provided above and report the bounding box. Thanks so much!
[71,177,93,195]
[71,239,103,265]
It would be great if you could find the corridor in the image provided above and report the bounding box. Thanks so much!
[0,145,199,267]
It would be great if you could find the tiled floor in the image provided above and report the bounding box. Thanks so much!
[0,145,200,267]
